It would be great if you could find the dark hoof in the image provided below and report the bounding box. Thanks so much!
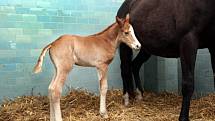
[179,117,189,121]
[128,92,136,99]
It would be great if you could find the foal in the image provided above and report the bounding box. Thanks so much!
[33,14,141,121]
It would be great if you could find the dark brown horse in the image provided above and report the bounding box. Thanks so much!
[117,0,215,121]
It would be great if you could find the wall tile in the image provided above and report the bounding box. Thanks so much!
[0,0,123,101]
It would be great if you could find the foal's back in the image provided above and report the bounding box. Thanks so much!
[50,34,115,67]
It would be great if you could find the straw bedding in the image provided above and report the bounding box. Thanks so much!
[0,90,214,121]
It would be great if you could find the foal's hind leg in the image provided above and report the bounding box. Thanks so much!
[49,74,57,121]
[49,67,73,121]
[49,50,73,121]
[97,64,108,118]
[49,70,70,121]
[132,48,151,100]
[209,48,215,88]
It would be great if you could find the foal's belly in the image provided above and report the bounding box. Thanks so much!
[73,52,98,67]
[73,51,114,67]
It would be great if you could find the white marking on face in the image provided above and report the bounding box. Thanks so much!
[129,25,141,50]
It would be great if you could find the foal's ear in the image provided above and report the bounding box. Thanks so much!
[116,16,124,27]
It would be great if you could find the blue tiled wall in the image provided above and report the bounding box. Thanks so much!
[0,0,124,101]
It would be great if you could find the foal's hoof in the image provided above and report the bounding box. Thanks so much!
[100,112,108,119]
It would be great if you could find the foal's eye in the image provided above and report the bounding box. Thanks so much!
[124,32,129,35]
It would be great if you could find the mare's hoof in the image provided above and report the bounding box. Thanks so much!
[136,94,143,101]
[135,89,144,101]
[179,116,189,121]
[124,100,129,106]
[123,93,129,106]
[135,91,143,101]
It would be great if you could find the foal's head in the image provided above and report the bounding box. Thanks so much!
[116,14,141,50]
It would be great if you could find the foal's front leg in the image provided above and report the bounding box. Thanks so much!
[97,64,108,118]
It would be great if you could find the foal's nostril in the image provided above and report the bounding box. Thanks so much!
[136,45,141,49]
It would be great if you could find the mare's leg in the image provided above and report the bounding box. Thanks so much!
[179,32,198,121]
[49,50,73,121]
[132,48,151,100]
[209,48,215,88]
[119,43,134,106]
[97,64,108,118]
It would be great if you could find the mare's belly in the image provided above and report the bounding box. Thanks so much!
[143,41,180,58]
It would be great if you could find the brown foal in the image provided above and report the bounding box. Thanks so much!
[33,14,141,121]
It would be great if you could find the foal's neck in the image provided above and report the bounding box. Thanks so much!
[94,22,120,47]
[102,22,119,41]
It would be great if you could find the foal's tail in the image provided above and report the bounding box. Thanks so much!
[33,44,52,74]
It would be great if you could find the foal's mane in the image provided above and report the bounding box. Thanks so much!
[91,22,117,36]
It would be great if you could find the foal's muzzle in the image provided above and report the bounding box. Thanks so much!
[132,43,141,50]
